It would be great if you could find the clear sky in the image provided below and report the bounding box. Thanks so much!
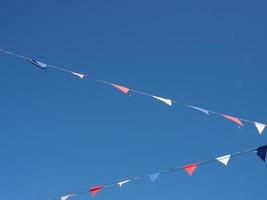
[0,0,267,200]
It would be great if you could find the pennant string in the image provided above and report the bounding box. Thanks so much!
[32,145,265,200]
[0,48,266,132]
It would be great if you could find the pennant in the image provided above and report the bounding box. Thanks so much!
[216,154,231,166]
[152,96,172,106]
[187,105,209,115]
[90,185,103,197]
[255,122,266,135]
[222,114,243,126]
[149,173,160,182]
[256,145,267,162]
[61,194,75,200]
[118,179,131,187]
[184,163,197,176]
[72,72,86,79]
[111,84,130,94]
[26,58,47,69]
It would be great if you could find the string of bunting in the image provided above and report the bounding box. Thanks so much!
[0,48,266,135]
[36,144,267,200]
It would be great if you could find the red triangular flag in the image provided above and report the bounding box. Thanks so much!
[222,114,243,126]
[111,84,130,94]
[90,185,103,197]
[184,163,197,176]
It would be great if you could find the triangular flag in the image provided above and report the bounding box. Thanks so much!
[216,154,231,166]
[90,185,103,197]
[187,105,209,115]
[72,72,86,79]
[184,163,197,176]
[152,96,172,106]
[149,173,160,182]
[256,145,267,162]
[255,122,266,135]
[222,114,243,126]
[27,58,47,69]
[118,179,131,187]
[111,84,130,94]
[61,194,75,200]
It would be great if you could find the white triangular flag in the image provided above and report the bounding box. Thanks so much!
[152,96,172,106]
[118,179,131,187]
[216,154,231,166]
[61,194,75,200]
[255,122,266,135]
[72,72,86,79]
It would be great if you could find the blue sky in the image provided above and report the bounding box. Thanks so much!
[0,0,267,199]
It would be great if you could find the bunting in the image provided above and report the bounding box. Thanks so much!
[0,48,266,135]
[187,105,209,115]
[61,194,75,200]
[27,58,47,69]
[255,122,266,135]
[184,163,198,176]
[31,145,267,200]
[216,154,231,166]
[149,173,160,182]
[90,185,103,197]
[1,48,266,200]
[222,114,243,127]
[256,145,267,162]
[71,72,86,79]
[118,180,131,187]
[111,84,130,94]
[152,96,172,106]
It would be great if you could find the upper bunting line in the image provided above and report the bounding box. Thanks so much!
[0,48,266,134]
[34,144,267,200]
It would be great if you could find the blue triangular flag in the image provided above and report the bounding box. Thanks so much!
[149,173,160,182]
[256,145,267,162]
[187,105,209,115]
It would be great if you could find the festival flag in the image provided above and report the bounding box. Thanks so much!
[61,194,75,200]
[149,173,160,182]
[255,122,266,135]
[152,96,172,106]
[90,185,103,197]
[184,163,198,176]
[256,145,267,162]
[216,154,231,166]
[71,72,86,79]
[111,84,130,94]
[26,58,47,69]
[118,180,131,187]
[187,105,209,115]
[222,114,243,126]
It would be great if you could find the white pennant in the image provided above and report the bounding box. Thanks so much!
[72,72,86,79]
[152,96,172,106]
[118,179,131,187]
[255,122,266,135]
[216,154,231,166]
[61,194,75,200]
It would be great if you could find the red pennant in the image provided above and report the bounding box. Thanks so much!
[90,185,103,197]
[111,84,130,94]
[222,114,243,126]
[184,163,197,176]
